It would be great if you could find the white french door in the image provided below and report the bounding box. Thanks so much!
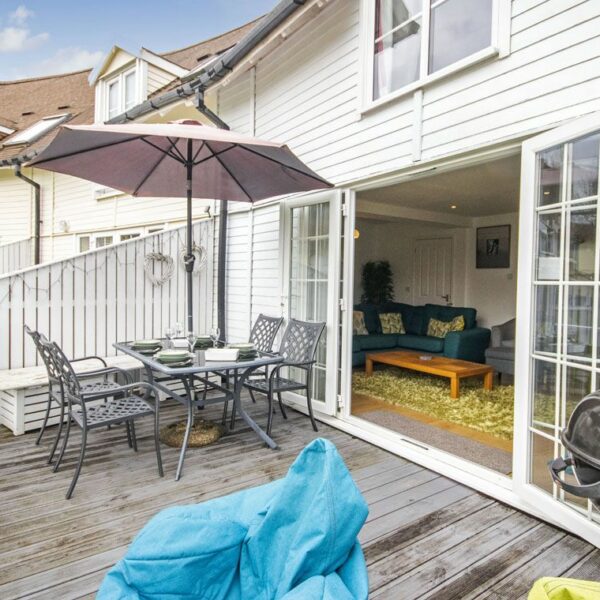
[280,189,343,416]
[515,112,600,545]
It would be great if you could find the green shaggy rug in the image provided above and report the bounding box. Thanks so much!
[353,367,515,440]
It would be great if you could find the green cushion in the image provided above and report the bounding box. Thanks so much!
[355,334,398,351]
[378,302,425,336]
[424,304,477,330]
[353,303,381,334]
[396,334,444,353]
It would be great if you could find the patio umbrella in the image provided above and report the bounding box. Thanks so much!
[27,120,332,331]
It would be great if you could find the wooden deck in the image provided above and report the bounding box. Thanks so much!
[0,399,599,599]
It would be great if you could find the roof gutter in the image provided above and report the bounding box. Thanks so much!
[107,0,306,126]
[14,165,41,265]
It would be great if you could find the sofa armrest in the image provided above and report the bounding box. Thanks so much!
[443,327,491,363]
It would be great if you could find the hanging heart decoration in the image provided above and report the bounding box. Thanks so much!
[144,252,175,286]
[179,243,207,276]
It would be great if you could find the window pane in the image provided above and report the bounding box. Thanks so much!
[566,286,593,362]
[537,146,563,206]
[125,72,136,110]
[568,209,596,281]
[120,233,140,241]
[79,237,90,253]
[530,432,555,494]
[429,0,493,74]
[565,366,592,426]
[534,285,559,355]
[374,17,421,99]
[96,236,113,248]
[375,0,422,38]
[532,360,556,431]
[536,212,561,280]
[571,133,600,200]
[108,81,120,118]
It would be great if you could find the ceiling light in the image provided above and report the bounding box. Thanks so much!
[353,228,360,239]
[450,204,457,209]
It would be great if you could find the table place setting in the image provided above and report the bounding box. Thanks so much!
[130,339,163,355]
[226,342,258,361]
[153,349,195,368]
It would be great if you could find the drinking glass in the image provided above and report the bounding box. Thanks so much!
[186,331,197,353]
[210,327,221,348]
[164,327,175,349]
[174,322,184,338]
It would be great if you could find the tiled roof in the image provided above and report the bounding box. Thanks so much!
[0,18,260,164]
[160,18,261,70]
[0,69,95,164]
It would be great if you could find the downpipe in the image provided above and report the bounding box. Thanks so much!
[14,165,41,264]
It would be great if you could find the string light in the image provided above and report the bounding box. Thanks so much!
[0,221,211,305]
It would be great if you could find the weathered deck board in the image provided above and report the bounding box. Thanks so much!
[0,398,596,599]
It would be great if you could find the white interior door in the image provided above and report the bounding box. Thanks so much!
[413,238,453,305]
[281,189,343,416]
[515,112,600,546]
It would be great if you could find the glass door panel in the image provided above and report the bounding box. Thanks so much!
[283,190,342,415]
[518,121,600,542]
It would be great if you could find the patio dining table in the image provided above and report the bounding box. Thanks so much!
[113,341,283,480]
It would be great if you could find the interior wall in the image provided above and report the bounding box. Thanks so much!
[464,212,519,328]
[353,218,467,308]
[353,212,519,329]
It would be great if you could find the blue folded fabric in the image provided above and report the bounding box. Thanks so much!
[98,438,369,600]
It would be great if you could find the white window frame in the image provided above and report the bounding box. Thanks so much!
[104,66,138,121]
[359,0,511,112]
[76,229,143,253]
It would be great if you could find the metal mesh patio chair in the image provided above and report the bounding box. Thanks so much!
[242,318,326,436]
[24,325,133,463]
[43,337,163,499]
[219,314,283,422]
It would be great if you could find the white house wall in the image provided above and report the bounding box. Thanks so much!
[0,169,32,246]
[213,0,600,342]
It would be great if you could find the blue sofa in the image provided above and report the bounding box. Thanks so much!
[353,302,491,367]
[98,438,369,600]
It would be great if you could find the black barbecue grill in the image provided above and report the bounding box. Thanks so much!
[549,391,600,508]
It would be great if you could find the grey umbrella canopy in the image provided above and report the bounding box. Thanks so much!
[28,120,332,331]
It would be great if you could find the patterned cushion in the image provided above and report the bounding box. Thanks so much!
[353,311,368,335]
[379,312,405,334]
[427,315,465,338]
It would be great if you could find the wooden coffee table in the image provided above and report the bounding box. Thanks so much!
[365,350,494,399]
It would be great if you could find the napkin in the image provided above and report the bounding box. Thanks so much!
[204,348,239,362]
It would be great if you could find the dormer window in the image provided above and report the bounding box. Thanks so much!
[106,68,137,120]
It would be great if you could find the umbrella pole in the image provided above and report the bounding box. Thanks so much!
[185,139,195,333]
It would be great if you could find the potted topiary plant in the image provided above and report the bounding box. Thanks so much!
[361,260,394,305]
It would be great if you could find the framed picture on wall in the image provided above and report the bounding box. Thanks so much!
[476,225,511,269]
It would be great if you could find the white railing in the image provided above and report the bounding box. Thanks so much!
[0,238,32,275]
[0,221,214,370]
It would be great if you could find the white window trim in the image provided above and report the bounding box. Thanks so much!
[104,66,138,121]
[359,0,511,113]
[76,229,143,253]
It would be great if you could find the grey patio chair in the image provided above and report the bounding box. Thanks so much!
[219,314,283,422]
[241,318,326,436]
[246,314,284,402]
[43,337,163,499]
[24,325,133,463]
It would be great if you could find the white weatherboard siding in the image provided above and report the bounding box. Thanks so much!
[0,170,31,245]
[216,202,283,341]
[212,0,600,343]
[146,64,176,95]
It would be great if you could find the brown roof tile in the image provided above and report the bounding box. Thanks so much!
[0,17,260,163]
[0,69,95,163]
[160,18,261,70]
